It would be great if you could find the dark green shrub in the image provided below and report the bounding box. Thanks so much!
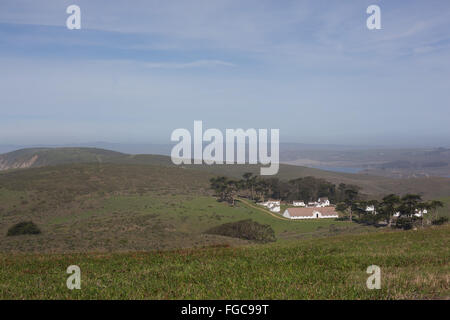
[358,214,379,225]
[206,219,276,243]
[395,217,418,230]
[7,221,41,236]
[432,217,448,225]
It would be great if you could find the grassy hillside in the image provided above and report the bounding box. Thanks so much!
[186,163,450,199]
[437,196,450,218]
[0,148,175,171]
[0,163,374,253]
[0,152,448,300]
[2,147,450,198]
[1,225,448,299]
[0,148,125,170]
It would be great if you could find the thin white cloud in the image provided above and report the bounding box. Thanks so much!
[144,60,235,69]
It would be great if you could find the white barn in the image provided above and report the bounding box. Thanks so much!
[317,197,330,207]
[393,209,427,218]
[258,200,281,213]
[270,206,280,213]
[283,207,338,220]
[292,200,306,207]
[365,205,376,214]
[259,200,280,207]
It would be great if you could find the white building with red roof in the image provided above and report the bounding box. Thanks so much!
[283,207,338,219]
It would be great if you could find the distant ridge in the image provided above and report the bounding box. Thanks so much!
[0,147,173,171]
[1,147,450,198]
[0,142,395,155]
[0,148,124,171]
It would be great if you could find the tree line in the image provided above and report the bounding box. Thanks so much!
[336,194,445,229]
[209,173,361,205]
[209,173,446,229]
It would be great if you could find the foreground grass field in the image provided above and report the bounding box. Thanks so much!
[1,225,448,299]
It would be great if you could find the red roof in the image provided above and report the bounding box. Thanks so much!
[286,207,337,217]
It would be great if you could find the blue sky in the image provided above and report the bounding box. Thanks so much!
[1,0,450,146]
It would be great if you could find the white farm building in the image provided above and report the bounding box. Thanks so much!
[283,207,339,220]
[258,199,281,213]
[292,200,306,207]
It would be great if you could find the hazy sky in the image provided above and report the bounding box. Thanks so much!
[1,0,450,146]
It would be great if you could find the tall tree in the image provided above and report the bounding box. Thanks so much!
[354,200,368,219]
[417,202,431,227]
[210,176,240,205]
[380,194,400,227]
[335,202,349,219]
[344,189,358,221]
[242,172,256,200]
[399,194,422,217]
[225,179,240,206]
[428,200,444,222]
[209,176,228,202]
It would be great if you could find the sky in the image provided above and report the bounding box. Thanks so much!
[0,0,450,147]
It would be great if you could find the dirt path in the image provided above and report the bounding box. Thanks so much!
[238,198,291,221]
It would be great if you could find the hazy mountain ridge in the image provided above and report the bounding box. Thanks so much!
[0,148,128,171]
[1,147,450,198]
[2,144,449,177]
[284,147,450,178]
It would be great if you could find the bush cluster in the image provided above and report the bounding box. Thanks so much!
[432,217,449,225]
[206,219,276,243]
[7,221,41,236]
[395,217,419,230]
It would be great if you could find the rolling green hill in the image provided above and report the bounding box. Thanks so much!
[0,148,126,170]
[2,147,450,198]
[185,162,450,199]
[0,147,449,254]
[1,161,449,253]
[0,163,375,253]
[0,151,448,299]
